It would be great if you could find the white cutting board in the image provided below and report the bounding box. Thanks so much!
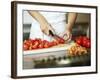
[23,41,75,59]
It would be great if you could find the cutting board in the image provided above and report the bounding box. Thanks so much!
[23,41,75,56]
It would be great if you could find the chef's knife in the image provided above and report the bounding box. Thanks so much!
[49,30,65,41]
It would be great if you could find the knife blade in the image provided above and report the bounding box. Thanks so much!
[49,30,65,41]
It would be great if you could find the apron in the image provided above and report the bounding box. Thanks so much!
[29,11,67,41]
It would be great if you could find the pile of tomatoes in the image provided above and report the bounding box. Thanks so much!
[23,38,65,50]
[75,36,91,48]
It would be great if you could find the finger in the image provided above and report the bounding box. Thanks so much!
[63,34,68,40]
[42,29,49,35]
[66,34,72,42]
[63,34,72,41]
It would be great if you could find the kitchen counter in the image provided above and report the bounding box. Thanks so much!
[23,53,90,69]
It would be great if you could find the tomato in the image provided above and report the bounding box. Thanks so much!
[54,40,59,45]
[33,41,39,48]
[43,43,49,48]
[24,39,33,46]
[76,38,82,45]
[43,41,50,48]
[81,37,90,48]
[75,36,82,45]
[34,38,42,44]
[43,40,48,43]
[31,45,37,49]
[55,37,65,44]
[38,43,44,49]
[75,36,91,48]
[59,39,65,44]
[23,37,66,51]
[83,36,89,41]
[48,42,54,47]
[23,44,29,50]
[85,40,91,48]
[49,42,54,47]
[29,45,33,50]
[82,39,87,47]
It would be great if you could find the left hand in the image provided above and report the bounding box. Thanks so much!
[60,29,72,42]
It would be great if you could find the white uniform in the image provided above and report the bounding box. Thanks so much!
[29,11,67,41]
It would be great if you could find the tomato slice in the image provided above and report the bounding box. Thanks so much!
[33,41,39,48]
[58,39,65,44]
[23,44,29,50]
[23,37,66,51]
[38,43,44,49]
[43,41,50,48]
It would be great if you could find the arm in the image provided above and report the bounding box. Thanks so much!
[67,13,77,31]
[28,11,49,25]
[28,11,55,35]
[62,13,77,41]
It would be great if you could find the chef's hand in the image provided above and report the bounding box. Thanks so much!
[62,30,72,42]
[40,22,56,36]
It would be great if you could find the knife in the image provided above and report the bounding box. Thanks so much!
[49,30,65,41]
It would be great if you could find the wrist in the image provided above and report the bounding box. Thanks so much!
[66,24,72,32]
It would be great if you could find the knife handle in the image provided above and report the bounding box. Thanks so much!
[49,30,54,36]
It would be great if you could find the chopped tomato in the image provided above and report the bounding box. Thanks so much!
[23,37,66,51]
[33,41,39,48]
[23,44,29,50]
[38,43,44,49]
[59,39,65,44]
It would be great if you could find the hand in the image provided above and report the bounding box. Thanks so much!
[40,22,56,36]
[61,29,72,42]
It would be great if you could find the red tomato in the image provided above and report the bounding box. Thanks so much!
[48,42,54,47]
[43,40,49,43]
[75,36,91,48]
[75,36,82,45]
[81,36,90,48]
[43,41,50,48]
[82,39,87,47]
[86,40,91,48]
[55,38,65,44]
[24,39,33,46]
[51,41,57,46]
[76,38,82,45]
[31,45,37,49]
[38,43,44,49]
[33,41,39,48]
[35,38,42,44]
[29,45,33,50]
[59,39,65,44]
[23,44,29,50]
[44,43,49,48]
[54,40,59,45]
[83,36,89,41]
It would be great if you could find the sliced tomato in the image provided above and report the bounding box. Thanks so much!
[59,39,65,44]
[50,41,57,46]
[43,41,50,48]
[33,41,39,48]
[38,43,44,49]
[24,39,33,46]
[23,44,29,50]
[31,45,37,49]
[29,45,33,50]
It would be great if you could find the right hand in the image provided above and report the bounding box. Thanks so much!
[40,22,56,36]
